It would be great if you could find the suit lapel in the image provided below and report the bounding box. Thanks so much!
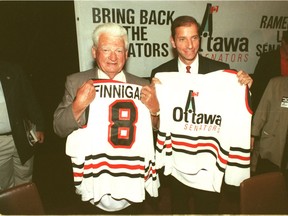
[171,58,179,71]
[198,55,208,74]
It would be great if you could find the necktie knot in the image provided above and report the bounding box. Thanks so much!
[186,66,191,73]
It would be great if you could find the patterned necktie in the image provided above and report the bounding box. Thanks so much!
[186,66,191,73]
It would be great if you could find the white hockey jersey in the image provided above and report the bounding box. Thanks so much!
[66,80,159,212]
[155,70,252,193]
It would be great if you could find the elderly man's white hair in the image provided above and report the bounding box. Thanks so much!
[92,23,129,50]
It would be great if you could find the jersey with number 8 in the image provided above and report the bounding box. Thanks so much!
[66,80,159,212]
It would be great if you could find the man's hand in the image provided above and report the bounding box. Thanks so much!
[140,78,161,114]
[36,131,45,144]
[141,78,161,130]
[237,70,253,88]
[72,80,95,121]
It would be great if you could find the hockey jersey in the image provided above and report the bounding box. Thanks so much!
[66,80,159,212]
[155,70,252,193]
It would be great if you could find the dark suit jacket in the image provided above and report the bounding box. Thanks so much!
[53,67,149,138]
[250,49,281,112]
[0,61,45,164]
[151,55,230,78]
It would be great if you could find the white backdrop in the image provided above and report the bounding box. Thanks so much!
[74,1,288,77]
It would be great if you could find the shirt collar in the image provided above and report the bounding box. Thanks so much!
[97,69,126,82]
[178,54,199,74]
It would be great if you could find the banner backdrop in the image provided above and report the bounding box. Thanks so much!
[74,1,288,77]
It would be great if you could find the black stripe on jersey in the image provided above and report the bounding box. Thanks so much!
[74,171,144,187]
[230,146,251,153]
[152,176,158,181]
[157,131,170,138]
[216,163,225,173]
[172,147,216,156]
[155,145,162,153]
[171,133,229,156]
[72,163,84,169]
[165,152,172,156]
[156,149,172,156]
[145,160,156,173]
[145,160,158,182]
[156,146,173,156]
[156,145,172,156]
[74,182,81,186]
[156,131,172,154]
[73,172,155,188]
[84,170,144,179]
[145,173,158,182]
[74,172,158,186]
[85,153,145,162]
[157,131,171,139]
[227,161,250,168]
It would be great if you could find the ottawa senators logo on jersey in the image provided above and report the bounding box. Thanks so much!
[185,90,198,113]
[172,90,222,126]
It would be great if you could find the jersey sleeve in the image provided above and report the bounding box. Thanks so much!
[224,85,251,186]
[155,82,173,173]
[144,154,160,197]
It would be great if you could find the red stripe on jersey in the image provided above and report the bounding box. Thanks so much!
[84,161,144,170]
[228,154,250,161]
[172,140,228,164]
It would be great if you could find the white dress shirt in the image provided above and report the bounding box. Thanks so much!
[178,54,199,75]
[97,70,126,83]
